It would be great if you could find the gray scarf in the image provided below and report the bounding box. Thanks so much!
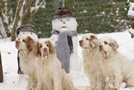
[51,30,77,54]
[51,30,77,73]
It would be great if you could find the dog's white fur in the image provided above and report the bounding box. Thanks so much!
[35,39,74,90]
[79,33,105,90]
[15,33,38,90]
[99,36,134,89]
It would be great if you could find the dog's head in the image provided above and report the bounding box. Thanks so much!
[79,33,98,50]
[99,36,119,58]
[15,34,36,53]
[37,39,56,57]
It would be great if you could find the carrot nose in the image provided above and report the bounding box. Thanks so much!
[63,21,66,24]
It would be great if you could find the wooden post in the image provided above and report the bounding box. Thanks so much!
[0,51,3,82]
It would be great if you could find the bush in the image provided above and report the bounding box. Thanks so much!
[23,0,130,38]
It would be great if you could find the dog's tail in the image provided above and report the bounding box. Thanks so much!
[62,74,74,90]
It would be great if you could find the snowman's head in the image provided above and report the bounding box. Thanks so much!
[52,16,78,32]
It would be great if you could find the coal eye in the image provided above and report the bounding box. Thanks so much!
[60,20,62,22]
[67,19,69,21]
[104,41,108,44]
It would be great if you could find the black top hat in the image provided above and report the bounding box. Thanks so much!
[53,7,73,19]
[16,24,36,36]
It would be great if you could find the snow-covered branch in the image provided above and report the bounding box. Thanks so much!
[31,0,45,13]
[1,0,46,40]
[0,0,11,37]
[0,17,7,38]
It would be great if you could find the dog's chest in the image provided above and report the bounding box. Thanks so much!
[102,59,116,74]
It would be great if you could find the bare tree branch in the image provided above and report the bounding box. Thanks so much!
[0,0,46,40]
[31,0,45,13]
[11,0,24,41]
[0,0,10,37]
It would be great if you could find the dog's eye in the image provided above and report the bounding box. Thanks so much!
[40,45,42,48]
[104,41,108,44]
[86,38,88,40]
[46,44,49,47]
[23,39,25,42]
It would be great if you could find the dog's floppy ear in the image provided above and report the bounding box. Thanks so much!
[46,40,55,55]
[90,35,98,48]
[33,42,41,57]
[37,42,41,56]
[111,40,119,50]
[25,36,34,52]
[90,35,98,40]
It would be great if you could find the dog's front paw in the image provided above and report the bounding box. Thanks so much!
[110,88,118,90]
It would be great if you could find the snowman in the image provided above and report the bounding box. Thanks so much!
[16,24,38,74]
[50,7,82,73]
[128,2,134,38]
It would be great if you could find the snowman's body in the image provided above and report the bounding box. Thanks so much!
[50,16,82,73]
[16,25,38,74]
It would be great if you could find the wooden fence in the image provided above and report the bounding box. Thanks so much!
[0,52,3,82]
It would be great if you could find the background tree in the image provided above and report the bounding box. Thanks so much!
[28,0,130,38]
[0,0,46,41]
[0,0,132,39]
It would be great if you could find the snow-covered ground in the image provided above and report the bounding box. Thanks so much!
[0,30,134,90]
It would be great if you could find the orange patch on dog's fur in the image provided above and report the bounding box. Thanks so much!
[25,36,35,52]
[45,40,55,55]
[61,64,64,69]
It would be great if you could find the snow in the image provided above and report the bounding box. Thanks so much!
[31,0,46,13]
[0,30,134,90]
[129,28,134,34]
[128,2,134,18]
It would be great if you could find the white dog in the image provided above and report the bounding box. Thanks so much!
[99,36,134,89]
[15,33,38,90]
[79,33,105,90]
[35,39,74,90]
